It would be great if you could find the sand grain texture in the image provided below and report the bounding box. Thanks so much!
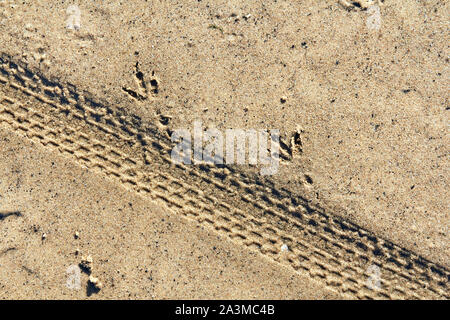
[0,0,448,299]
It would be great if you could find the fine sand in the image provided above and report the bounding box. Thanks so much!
[0,0,448,299]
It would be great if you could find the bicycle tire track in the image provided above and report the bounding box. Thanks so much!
[0,53,448,299]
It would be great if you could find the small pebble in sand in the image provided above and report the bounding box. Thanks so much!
[24,23,34,31]
[88,275,103,290]
[74,231,80,239]
[41,233,47,240]
[281,244,289,252]
[80,255,93,273]
[280,96,287,104]
[75,248,80,255]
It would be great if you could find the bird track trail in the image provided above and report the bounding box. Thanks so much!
[0,53,448,299]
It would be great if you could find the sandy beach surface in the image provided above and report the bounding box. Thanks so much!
[0,0,448,299]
